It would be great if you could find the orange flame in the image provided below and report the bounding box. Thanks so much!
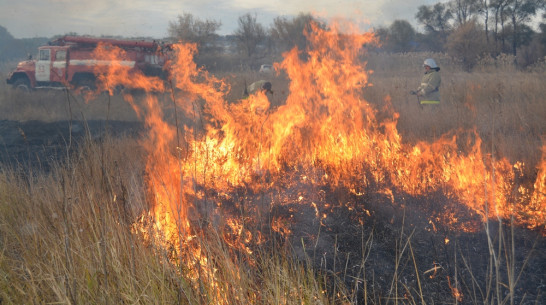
[527,145,546,228]
[447,276,463,302]
[91,19,544,299]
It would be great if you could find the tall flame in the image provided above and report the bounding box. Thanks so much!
[89,19,545,299]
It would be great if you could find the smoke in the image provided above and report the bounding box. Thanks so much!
[0,0,445,38]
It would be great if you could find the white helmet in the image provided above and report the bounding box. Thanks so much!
[423,58,438,68]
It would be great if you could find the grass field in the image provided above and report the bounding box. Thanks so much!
[0,46,544,304]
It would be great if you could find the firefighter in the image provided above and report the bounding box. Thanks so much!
[243,80,273,98]
[410,58,441,105]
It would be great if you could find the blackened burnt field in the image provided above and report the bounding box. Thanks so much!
[0,81,545,305]
[0,119,143,169]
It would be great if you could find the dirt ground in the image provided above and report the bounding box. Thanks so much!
[0,119,143,169]
[0,83,145,169]
[215,169,546,304]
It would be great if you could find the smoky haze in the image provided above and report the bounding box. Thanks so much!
[0,0,441,38]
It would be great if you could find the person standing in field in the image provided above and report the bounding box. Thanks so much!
[243,80,273,98]
[411,58,441,105]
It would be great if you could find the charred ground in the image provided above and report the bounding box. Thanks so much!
[197,164,546,304]
[0,104,544,304]
[0,119,143,170]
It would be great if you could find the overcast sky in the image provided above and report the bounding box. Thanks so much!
[1,0,444,39]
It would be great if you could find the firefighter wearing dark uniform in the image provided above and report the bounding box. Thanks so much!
[411,58,441,105]
[243,80,273,98]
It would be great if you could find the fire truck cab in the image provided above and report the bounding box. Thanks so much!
[6,36,168,92]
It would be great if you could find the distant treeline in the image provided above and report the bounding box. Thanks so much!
[2,0,545,72]
[0,26,48,62]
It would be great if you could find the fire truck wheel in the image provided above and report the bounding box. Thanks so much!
[75,76,96,92]
[12,78,31,93]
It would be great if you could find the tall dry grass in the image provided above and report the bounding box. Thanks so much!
[0,134,339,304]
[0,88,140,122]
[0,52,544,304]
[362,53,545,174]
[225,52,545,171]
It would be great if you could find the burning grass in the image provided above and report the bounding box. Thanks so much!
[0,20,545,304]
[0,136,543,304]
[0,135,339,304]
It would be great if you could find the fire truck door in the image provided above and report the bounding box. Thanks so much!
[35,49,51,82]
[51,50,67,83]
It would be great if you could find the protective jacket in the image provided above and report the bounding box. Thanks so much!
[417,69,441,104]
[243,80,272,98]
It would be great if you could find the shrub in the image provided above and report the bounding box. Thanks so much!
[446,19,489,71]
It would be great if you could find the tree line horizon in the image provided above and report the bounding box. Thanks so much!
[1,0,545,71]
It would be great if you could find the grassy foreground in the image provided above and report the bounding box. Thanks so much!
[0,134,341,304]
[0,53,544,304]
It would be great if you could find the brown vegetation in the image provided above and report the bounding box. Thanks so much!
[0,52,544,304]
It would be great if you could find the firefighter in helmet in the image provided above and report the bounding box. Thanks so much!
[410,58,441,105]
[243,80,273,98]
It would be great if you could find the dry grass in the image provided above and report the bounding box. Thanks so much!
[364,67,545,174]
[0,134,337,304]
[0,88,140,122]
[0,113,345,304]
[0,52,544,304]
[221,52,545,171]
[0,61,141,122]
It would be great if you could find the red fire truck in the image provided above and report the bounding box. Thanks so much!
[6,36,169,92]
